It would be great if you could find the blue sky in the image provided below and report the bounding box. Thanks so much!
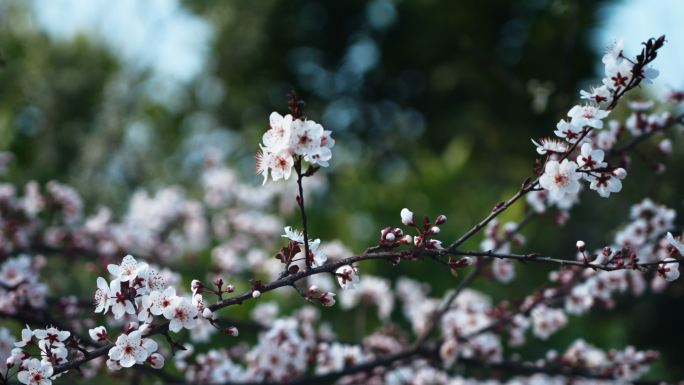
[32,0,212,84]
[596,0,684,92]
[31,0,684,92]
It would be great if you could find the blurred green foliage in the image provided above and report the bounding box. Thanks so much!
[0,0,683,382]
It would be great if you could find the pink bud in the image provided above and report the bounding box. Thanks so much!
[576,240,586,252]
[436,214,447,225]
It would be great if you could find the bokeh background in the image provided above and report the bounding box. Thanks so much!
[1,0,684,382]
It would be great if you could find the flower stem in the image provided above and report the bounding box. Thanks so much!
[295,157,311,270]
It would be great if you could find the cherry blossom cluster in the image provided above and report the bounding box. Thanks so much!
[105,324,164,370]
[375,208,448,255]
[177,308,363,383]
[256,111,335,184]
[559,199,682,318]
[89,254,232,372]
[0,255,47,314]
[7,326,71,385]
[480,219,526,283]
[533,36,666,208]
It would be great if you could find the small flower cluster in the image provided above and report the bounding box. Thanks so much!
[376,208,447,255]
[339,275,394,320]
[0,255,47,314]
[480,219,526,283]
[0,163,304,277]
[396,278,440,336]
[281,226,328,268]
[538,141,627,202]
[560,339,658,382]
[535,37,665,206]
[440,289,503,365]
[530,304,568,340]
[91,255,225,370]
[315,342,366,375]
[305,285,337,307]
[256,112,335,184]
[10,326,71,385]
[563,199,680,308]
[178,308,372,383]
[106,324,163,370]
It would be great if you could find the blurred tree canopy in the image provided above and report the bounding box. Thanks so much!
[1,0,683,381]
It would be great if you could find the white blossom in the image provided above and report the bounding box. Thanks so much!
[163,297,198,333]
[539,159,581,201]
[335,265,360,290]
[107,254,147,283]
[108,331,149,368]
[567,105,610,129]
[17,358,53,385]
[89,326,108,342]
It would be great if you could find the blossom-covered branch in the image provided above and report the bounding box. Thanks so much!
[3,35,684,385]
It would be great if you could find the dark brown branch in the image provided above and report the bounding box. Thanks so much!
[445,249,683,272]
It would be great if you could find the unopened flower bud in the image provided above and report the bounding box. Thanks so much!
[124,322,138,334]
[576,240,586,252]
[401,235,413,244]
[252,290,261,298]
[308,285,320,295]
[612,168,627,180]
[659,138,673,154]
[319,292,336,307]
[430,226,441,234]
[436,214,447,225]
[148,353,165,369]
[191,279,204,294]
[202,308,214,320]
[400,208,415,226]
[225,284,235,293]
[224,326,239,336]
[385,232,396,242]
[428,239,443,249]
